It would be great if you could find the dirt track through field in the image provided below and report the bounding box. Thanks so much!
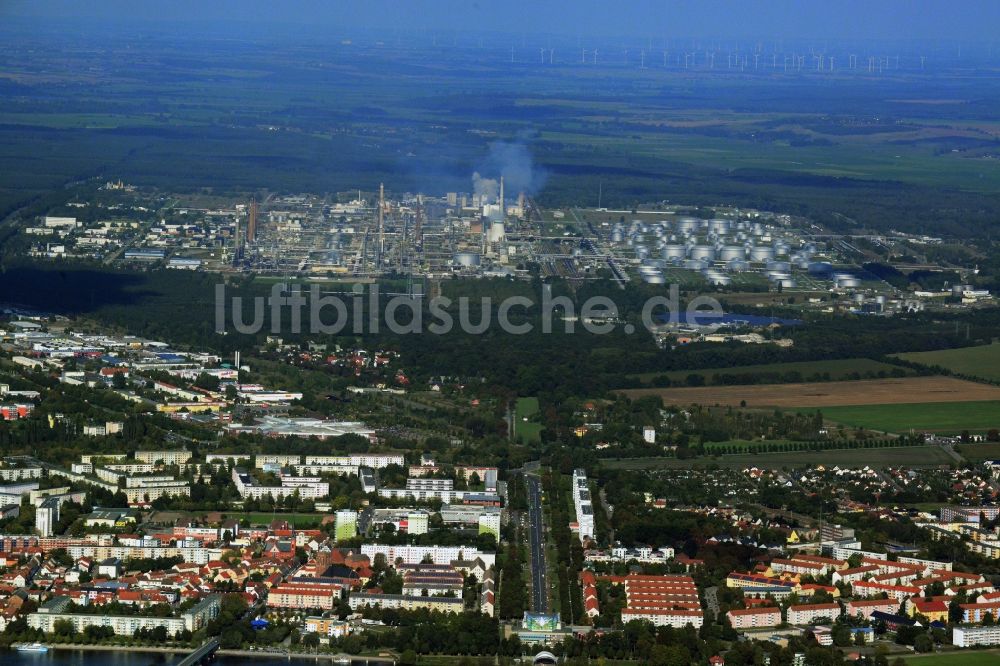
[619,376,1000,408]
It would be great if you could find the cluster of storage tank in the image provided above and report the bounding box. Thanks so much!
[807,261,860,288]
[612,217,821,286]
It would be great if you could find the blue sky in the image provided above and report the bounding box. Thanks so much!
[5,0,999,41]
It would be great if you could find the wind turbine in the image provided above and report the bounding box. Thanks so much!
[593,49,598,65]
[540,47,546,64]
[640,50,646,68]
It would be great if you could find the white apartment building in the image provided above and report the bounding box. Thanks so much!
[478,513,501,538]
[29,595,218,635]
[306,454,404,469]
[35,498,59,537]
[348,593,463,614]
[360,544,495,568]
[572,469,595,543]
[231,468,329,500]
[621,608,703,628]
[954,625,1000,648]
[135,450,192,465]
[123,483,191,504]
[255,454,302,468]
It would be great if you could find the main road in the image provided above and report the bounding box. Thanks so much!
[526,473,548,613]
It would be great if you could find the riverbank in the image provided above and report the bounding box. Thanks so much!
[218,649,395,663]
[37,643,395,663]
[46,643,185,655]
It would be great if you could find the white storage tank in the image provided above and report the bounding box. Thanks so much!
[662,244,686,260]
[834,273,861,288]
[689,245,716,261]
[720,245,746,261]
[676,217,700,233]
[750,246,775,262]
[708,218,731,234]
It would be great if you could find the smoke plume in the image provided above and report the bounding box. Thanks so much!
[472,140,547,199]
[472,172,499,201]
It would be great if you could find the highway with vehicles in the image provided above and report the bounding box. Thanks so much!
[526,473,548,612]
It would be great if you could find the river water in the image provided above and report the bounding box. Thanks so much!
[0,650,311,665]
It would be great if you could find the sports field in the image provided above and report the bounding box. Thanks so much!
[821,401,1000,434]
[620,376,1000,408]
[903,650,1000,666]
[242,512,325,528]
[601,445,955,470]
[515,397,543,443]
[895,343,1000,382]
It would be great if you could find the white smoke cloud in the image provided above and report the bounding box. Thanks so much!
[472,171,499,201]
[472,140,547,200]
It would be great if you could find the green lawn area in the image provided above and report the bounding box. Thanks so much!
[601,444,955,470]
[819,401,1000,434]
[895,343,1000,382]
[515,396,543,443]
[629,358,911,385]
[240,512,326,528]
[903,650,1000,665]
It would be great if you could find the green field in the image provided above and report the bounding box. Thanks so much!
[895,344,1000,382]
[955,442,1000,462]
[630,358,912,385]
[241,512,326,528]
[819,401,1000,434]
[515,397,543,443]
[601,445,956,470]
[903,650,1000,666]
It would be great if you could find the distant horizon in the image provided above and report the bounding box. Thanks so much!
[4,0,1000,43]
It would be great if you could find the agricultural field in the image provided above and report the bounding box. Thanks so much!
[601,445,956,470]
[821,401,1000,434]
[629,358,912,385]
[515,396,543,443]
[620,376,1000,408]
[955,442,1000,462]
[895,343,1000,382]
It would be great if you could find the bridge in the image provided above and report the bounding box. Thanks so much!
[173,638,220,666]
